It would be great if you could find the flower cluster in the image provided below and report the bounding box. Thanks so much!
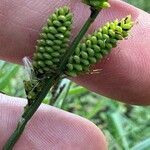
[32,6,133,78]
[82,0,110,9]
[65,15,133,76]
[32,6,73,76]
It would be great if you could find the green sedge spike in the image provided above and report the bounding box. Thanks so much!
[65,15,134,77]
[32,6,73,76]
[82,0,110,9]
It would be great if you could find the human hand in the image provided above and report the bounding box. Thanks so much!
[0,0,150,149]
[0,94,106,149]
[1,0,150,105]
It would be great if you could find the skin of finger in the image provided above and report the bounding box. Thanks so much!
[0,0,150,105]
[0,94,107,150]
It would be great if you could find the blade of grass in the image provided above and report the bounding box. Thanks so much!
[107,112,129,150]
[54,81,71,108]
[0,65,19,91]
[130,137,150,150]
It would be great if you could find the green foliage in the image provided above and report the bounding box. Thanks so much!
[125,0,150,12]
[0,0,150,150]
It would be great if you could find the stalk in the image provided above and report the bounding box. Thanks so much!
[2,8,101,150]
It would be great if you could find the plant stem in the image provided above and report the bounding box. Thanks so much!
[2,76,56,150]
[2,8,101,150]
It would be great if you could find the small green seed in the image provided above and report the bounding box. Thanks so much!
[58,15,66,22]
[109,22,116,30]
[86,40,92,47]
[122,23,133,30]
[45,47,53,53]
[92,45,101,52]
[81,51,88,59]
[63,6,69,14]
[55,33,64,40]
[54,40,62,45]
[102,26,108,34]
[47,33,55,40]
[74,64,83,71]
[52,58,60,63]
[95,53,103,59]
[101,49,109,55]
[67,63,73,71]
[103,34,110,40]
[52,45,61,51]
[110,39,117,44]
[45,60,53,66]
[89,57,97,64]
[32,61,37,68]
[58,8,65,15]
[43,67,50,72]
[66,13,73,20]
[58,26,67,33]
[62,43,68,48]
[42,26,49,33]
[106,43,113,50]
[115,34,123,40]
[49,26,57,34]
[37,61,45,67]
[91,36,97,44]
[60,49,66,54]
[87,48,95,56]
[40,33,47,39]
[47,19,53,26]
[75,47,80,55]
[98,40,105,48]
[114,19,119,25]
[81,59,90,66]
[109,30,115,37]
[51,52,60,57]
[63,38,69,43]
[64,21,72,27]
[38,69,44,74]
[74,55,80,63]
[46,40,54,46]
[122,31,128,38]
[38,46,45,52]
[96,32,103,39]
[53,20,62,27]
[66,71,77,77]
[43,53,52,59]
[65,31,71,37]
[51,14,57,20]
[81,43,86,51]
[116,26,123,33]
[37,39,46,46]
[36,53,43,59]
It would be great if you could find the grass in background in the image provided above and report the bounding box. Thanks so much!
[0,0,150,149]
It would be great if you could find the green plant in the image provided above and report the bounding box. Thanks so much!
[2,0,134,149]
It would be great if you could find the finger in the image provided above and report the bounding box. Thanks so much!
[1,0,150,105]
[74,1,150,105]
[0,94,107,150]
[0,0,140,62]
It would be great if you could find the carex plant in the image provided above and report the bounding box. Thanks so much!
[33,7,133,77]
[3,1,134,149]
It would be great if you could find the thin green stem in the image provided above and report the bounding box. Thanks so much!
[2,76,56,150]
[2,8,101,150]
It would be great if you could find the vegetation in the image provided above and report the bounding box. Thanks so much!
[0,0,150,149]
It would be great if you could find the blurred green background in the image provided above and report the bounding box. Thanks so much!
[0,0,150,149]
